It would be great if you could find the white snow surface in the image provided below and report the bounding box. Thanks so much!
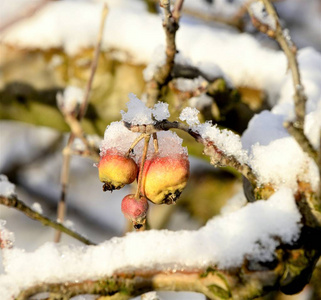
[0,220,15,249]
[194,122,249,164]
[152,102,170,121]
[1,0,287,98]
[241,48,321,191]
[250,1,276,30]
[121,93,154,125]
[31,202,43,214]
[0,175,16,197]
[179,107,200,126]
[0,188,301,299]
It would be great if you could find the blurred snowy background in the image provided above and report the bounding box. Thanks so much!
[0,0,320,299]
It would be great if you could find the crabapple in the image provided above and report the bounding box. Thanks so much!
[121,194,149,229]
[141,154,190,205]
[98,148,138,191]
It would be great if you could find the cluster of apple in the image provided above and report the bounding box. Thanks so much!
[97,130,190,229]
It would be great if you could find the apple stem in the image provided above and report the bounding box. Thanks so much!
[135,134,151,199]
[127,134,146,157]
[152,132,159,154]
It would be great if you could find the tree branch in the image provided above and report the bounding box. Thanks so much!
[16,265,283,300]
[124,120,257,186]
[248,1,317,163]
[145,0,184,106]
[0,195,95,246]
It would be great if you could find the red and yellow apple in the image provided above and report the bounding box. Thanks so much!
[98,148,138,191]
[140,154,190,204]
[121,194,149,229]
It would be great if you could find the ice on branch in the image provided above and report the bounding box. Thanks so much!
[152,102,170,121]
[0,188,301,299]
[100,121,140,156]
[250,1,276,31]
[56,86,84,114]
[121,93,153,125]
[179,107,200,126]
[0,175,16,197]
[0,220,15,249]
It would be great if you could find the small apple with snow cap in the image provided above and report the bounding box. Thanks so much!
[121,194,149,229]
[98,148,138,191]
[141,154,190,205]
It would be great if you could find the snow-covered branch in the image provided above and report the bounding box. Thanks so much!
[125,119,257,187]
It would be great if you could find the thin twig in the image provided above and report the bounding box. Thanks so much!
[0,195,95,246]
[127,134,146,156]
[152,132,159,153]
[55,4,108,243]
[135,135,151,199]
[54,134,74,243]
[0,0,51,33]
[125,120,257,186]
[79,4,108,120]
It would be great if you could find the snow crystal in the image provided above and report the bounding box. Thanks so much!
[121,93,153,125]
[250,1,276,31]
[0,188,301,299]
[152,102,170,121]
[0,175,16,197]
[179,107,200,126]
[0,220,15,249]
[100,121,140,156]
[56,86,84,114]
[31,202,43,214]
